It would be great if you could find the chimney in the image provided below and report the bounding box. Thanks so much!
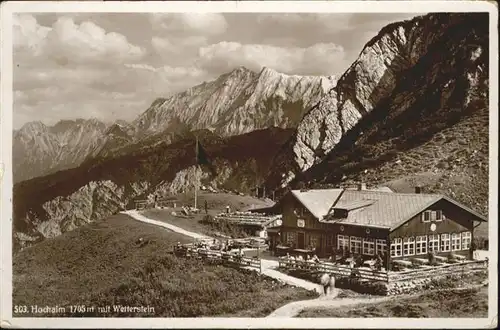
[358,183,367,191]
[415,186,422,194]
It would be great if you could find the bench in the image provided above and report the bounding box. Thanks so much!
[412,258,429,265]
[363,259,376,268]
[393,259,412,267]
[434,255,447,262]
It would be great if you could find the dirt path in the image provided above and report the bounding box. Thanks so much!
[122,210,212,240]
[255,259,323,294]
[267,283,487,318]
[123,210,322,293]
[267,294,390,317]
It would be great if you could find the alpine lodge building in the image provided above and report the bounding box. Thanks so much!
[269,184,487,268]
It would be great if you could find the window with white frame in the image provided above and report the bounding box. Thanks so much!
[461,231,472,250]
[376,239,387,255]
[451,233,461,251]
[422,211,431,222]
[390,238,402,257]
[428,234,440,253]
[435,210,443,222]
[363,238,375,255]
[350,236,362,254]
[422,210,444,222]
[403,237,415,256]
[416,236,427,255]
[337,235,349,251]
[440,233,451,252]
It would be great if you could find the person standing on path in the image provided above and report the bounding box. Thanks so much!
[204,200,208,214]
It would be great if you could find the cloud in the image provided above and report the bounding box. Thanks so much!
[123,63,210,93]
[197,41,346,75]
[14,64,110,91]
[13,14,50,55]
[151,35,208,57]
[14,14,146,64]
[13,62,213,129]
[150,13,228,35]
[13,12,422,129]
[256,13,351,33]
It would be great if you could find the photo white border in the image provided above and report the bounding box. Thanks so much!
[1,1,498,328]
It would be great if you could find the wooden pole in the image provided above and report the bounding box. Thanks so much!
[195,136,198,210]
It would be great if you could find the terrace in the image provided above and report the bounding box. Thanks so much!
[277,256,488,284]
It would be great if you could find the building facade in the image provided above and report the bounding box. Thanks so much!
[274,186,486,265]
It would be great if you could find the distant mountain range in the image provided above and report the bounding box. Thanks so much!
[13,12,489,251]
[14,67,335,182]
[13,119,108,182]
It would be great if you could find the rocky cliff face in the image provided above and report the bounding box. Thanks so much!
[267,13,482,189]
[13,119,108,182]
[267,13,489,216]
[133,66,335,139]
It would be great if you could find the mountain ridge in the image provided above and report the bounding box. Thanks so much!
[14,66,334,182]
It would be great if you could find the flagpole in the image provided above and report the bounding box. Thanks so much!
[195,136,198,210]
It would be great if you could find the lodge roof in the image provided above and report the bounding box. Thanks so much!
[291,189,343,220]
[289,188,487,231]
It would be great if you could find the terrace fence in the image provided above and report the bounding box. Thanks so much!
[278,258,487,283]
[214,212,282,226]
[174,245,262,271]
[278,259,389,282]
[134,198,180,210]
[387,259,488,282]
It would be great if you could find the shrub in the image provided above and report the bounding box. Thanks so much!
[474,236,488,250]
[409,258,423,268]
[336,277,388,296]
[409,257,425,266]
[427,251,438,266]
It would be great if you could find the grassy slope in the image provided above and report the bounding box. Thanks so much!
[298,286,488,318]
[13,213,316,317]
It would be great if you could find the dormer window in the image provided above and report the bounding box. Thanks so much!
[332,209,348,219]
[422,210,444,222]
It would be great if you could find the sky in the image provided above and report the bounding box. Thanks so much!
[13,12,421,129]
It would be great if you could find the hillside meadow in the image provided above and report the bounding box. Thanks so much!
[13,213,316,317]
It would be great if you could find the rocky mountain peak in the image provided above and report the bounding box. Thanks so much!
[18,121,48,135]
[266,12,488,193]
[13,118,108,182]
